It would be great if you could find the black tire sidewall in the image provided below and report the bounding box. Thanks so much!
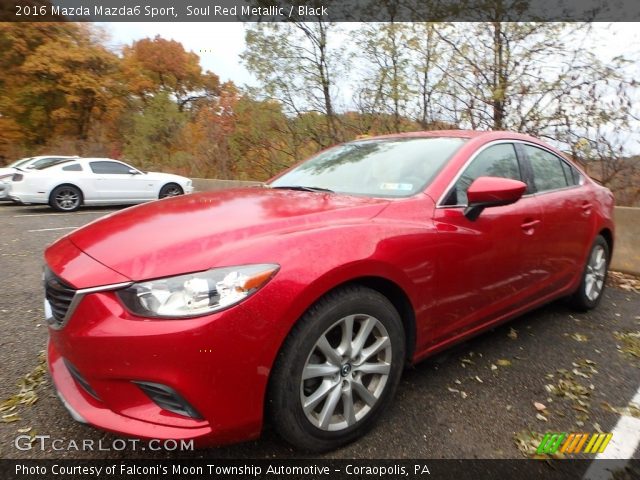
[573,235,610,310]
[159,183,183,198]
[269,286,405,451]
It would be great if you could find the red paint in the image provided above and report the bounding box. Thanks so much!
[466,176,527,205]
[45,131,615,445]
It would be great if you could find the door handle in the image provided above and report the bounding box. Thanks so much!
[521,219,540,234]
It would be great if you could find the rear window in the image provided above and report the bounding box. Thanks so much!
[62,163,82,172]
[9,157,33,168]
[33,158,74,170]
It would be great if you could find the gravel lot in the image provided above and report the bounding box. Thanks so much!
[0,201,639,461]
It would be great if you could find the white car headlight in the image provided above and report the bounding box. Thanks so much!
[117,264,279,318]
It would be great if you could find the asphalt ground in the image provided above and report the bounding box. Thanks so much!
[0,201,639,461]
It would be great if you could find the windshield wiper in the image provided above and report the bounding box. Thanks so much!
[271,185,334,193]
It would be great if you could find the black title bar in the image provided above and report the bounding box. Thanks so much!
[2,0,640,22]
[1,459,639,480]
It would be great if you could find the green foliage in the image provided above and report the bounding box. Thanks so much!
[123,92,189,170]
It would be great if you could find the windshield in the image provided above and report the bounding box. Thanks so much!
[270,137,467,198]
[9,157,33,168]
[33,158,74,170]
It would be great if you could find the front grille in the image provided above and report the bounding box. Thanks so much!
[134,381,203,419]
[44,267,76,327]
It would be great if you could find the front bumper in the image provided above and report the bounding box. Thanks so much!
[48,340,212,440]
[46,275,286,446]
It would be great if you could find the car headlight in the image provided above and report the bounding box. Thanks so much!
[117,264,279,318]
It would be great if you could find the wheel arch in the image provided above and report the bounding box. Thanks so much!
[48,183,85,205]
[159,182,183,198]
[598,227,614,259]
[347,276,417,363]
[262,274,417,440]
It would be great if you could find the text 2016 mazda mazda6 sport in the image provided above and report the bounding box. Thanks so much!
[44,131,614,451]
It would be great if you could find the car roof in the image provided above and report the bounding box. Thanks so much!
[356,130,548,144]
[70,158,132,167]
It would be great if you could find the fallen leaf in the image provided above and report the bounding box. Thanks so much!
[534,402,546,411]
[571,333,589,342]
[614,331,640,359]
[490,364,498,371]
[496,359,512,367]
[508,328,518,340]
[475,376,483,383]
[536,413,548,422]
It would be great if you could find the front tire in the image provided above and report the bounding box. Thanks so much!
[570,235,610,311]
[49,185,82,212]
[159,183,183,199]
[268,286,405,452]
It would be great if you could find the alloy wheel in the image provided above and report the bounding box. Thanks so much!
[585,245,607,301]
[300,314,392,431]
[55,189,80,211]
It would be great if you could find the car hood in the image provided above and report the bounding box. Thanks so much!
[66,188,389,281]
[146,171,188,182]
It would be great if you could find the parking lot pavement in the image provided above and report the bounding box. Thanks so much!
[1,201,639,460]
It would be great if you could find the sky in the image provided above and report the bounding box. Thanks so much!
[101,22,640,153]
[101,22,640,88]
[102,23,254,86]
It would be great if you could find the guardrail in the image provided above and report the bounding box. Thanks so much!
[611,207,639,275]
[192,179,639,275]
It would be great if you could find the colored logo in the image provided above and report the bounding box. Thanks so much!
[536,432,613,455]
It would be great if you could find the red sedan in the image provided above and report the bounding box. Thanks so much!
[44,131,614,451]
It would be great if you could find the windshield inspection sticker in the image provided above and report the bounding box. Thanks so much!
[379,183,413,191]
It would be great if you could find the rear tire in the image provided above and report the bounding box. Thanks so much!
[268,285,405,452]
[570,235,609,311]
[159,183,183,199]
[49,185,82,212]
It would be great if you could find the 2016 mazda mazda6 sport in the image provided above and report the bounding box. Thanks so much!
[44,131,614,451]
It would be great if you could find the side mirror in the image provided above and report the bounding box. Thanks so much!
[464,176,527,221]
[129,169,140,175]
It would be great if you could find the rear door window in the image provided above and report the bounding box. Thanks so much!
[90,161,132,175]
[524,145,569,192]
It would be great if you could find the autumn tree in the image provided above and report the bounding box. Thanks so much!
[355,22,413,133]
[0,23,120,156]
[123,92,189,171]
[122,36,220,110]
[182,81,240,179]
[243,21,344,147]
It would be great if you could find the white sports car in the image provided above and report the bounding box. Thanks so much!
[9,157,193,211]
